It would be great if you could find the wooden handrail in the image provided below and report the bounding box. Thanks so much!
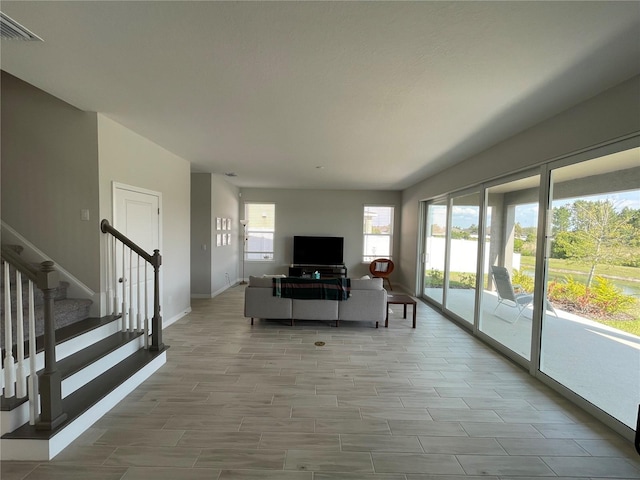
[0,245,38,284]
[100,220,158,267]
[101,219,163,351]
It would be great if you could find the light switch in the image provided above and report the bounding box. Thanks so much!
[81,209,90,221]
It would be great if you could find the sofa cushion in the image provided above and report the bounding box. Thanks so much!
[248,276,274,288]
[292,299,338,320]
[350,278,383,290]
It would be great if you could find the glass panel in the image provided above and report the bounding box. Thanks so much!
[363,206,394,261]
[247,232,274,260]
[445,191,480,324]
[363,235,391,262]
[245,203,275,260]
[541,147,640,429]
[423,199,448,305]
[480,175,540,360]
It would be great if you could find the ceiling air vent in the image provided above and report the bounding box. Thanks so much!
[1,12,43,41]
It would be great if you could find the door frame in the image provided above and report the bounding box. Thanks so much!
[112,182,163,256]
[111,182,163,324]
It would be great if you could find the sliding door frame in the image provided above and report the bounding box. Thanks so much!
[415,133,640,441]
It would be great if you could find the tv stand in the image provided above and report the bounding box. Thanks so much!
[289,264,347,279]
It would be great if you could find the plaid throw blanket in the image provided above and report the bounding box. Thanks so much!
[273,277,351,301]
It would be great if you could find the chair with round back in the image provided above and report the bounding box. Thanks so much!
[369,258,394,290]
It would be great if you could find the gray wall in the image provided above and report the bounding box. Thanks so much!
[190,173,240,297]
[98,114,192,324]
[1,72,101,291]
[400,75,640,293]
[239,188,402,279]
[191,173,212,295]
[210,175,240,293]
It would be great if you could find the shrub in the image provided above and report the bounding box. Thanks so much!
[547,275,636,317]
[425,269,443,287]
[511,269,534,293]
[459,272,476,289]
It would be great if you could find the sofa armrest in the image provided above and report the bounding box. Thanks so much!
[339,289,387,322]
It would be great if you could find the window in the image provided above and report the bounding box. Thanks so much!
[363,205,394,262]
[244,203,275,261]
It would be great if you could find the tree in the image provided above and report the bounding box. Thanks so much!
[560,200,633,287]
[552,205,571,234]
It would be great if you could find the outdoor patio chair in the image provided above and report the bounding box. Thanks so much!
[490,265,534,323]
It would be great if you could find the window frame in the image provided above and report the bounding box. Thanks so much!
[244,202,276,262]
[362,204,395,263]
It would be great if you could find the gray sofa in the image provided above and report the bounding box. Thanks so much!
[244,276,387,327]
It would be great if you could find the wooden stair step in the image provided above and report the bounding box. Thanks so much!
[1,315,121,411]
[53,330,143,380]
[2,346,168,441]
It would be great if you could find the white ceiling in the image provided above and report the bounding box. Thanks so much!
[1,1,639,190]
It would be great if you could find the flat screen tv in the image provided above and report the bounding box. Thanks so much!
[293,236,344,266]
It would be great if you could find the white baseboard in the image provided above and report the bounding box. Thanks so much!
[162,307,192,328]
[191,281,238,300]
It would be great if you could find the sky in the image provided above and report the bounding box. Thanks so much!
[432,190,640,229]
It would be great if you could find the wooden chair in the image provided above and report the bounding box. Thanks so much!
[369,258,394,290]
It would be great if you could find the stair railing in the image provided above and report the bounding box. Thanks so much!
[101,219,163,351]
[1,246,67,429]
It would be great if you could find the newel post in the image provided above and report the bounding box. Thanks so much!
[36,261,67,430]
[150,249,164,351]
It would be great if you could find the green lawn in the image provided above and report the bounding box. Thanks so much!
[599,319,640,336]
[519,256,640,283]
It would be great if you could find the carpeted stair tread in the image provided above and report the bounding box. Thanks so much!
[1,281,69,311]
[1,298,92,350]
[2,346,168,440]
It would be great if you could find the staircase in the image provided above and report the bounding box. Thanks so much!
[0,221,168,460]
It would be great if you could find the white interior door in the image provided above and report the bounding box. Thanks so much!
[113,183,161,330]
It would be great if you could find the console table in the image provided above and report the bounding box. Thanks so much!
[288,265,347,279]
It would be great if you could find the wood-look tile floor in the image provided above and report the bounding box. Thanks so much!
[3,285,639,479]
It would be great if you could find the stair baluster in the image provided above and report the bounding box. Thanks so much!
[121,244,127,332]
[144,261,149,349]
[15,271,27,398]
[3,261,16,399]
[129,249,134,332]
[112,237,118,316]
[28,280,38,425]
[136,254,142,333]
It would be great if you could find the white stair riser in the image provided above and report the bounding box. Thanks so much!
[0,401,30,436]
[62,335,144,398]
[1,319,122,434]
[1,320,120,381]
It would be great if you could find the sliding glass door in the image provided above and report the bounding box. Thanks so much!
[418,140,639,436]
[540,147,640,429]
[479,173,541,360]
[444,190,481,325]
[423,198,448,305]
